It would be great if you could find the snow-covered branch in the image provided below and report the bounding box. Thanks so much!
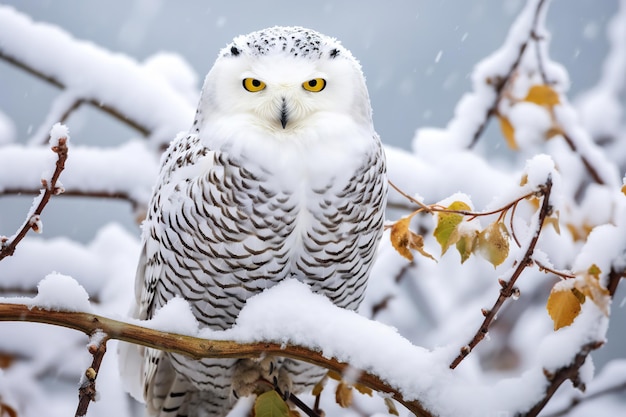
[0,5,195,145]
[0,299,432,417]
[0,124,68,261]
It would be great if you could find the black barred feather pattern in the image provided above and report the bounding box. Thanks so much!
[121,25,387,417]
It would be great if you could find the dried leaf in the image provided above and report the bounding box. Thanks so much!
[390,215,415,261]
[621,183,626,196]
[327,370,342,381]
[384,398,400,416]
[476,221,510,268]
[254,390,290,417]
[335,381,353,408]
[311,375,327,397]
[0,352,16,369]
[354,383,373,396]
[456,230,478,264]
[407,231,436,262]
[433,201,470,255]
[498,115,518,150]
[545,125,564,140]
[547,210,561,234]
[547,286,583,330]
[578,264,610,316]
[524,84,560,106]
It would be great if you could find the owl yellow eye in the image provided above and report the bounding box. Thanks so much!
[302,78,326,92]
[242,78,266,92]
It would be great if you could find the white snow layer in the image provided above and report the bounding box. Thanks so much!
[0,5,195,144]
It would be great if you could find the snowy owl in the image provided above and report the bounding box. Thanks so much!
[120,26,387,417]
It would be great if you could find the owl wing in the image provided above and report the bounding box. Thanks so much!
[119,132,214,414]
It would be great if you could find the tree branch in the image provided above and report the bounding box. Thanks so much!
[76,332,108,417]
[523,341,604,417]
[0,136,68,261]
[0,303,435,417]
[0,187,144,213]
[468,0,550,148]
[450,175,553,369]
[0,52,151,137]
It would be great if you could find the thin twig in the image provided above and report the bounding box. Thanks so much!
[534,259,575,279]
[450,175,553,369]
[75,332,108,417]
[0,187,144,213]
[388,180,432,213]
[468,0,550,148]
[0,137,68,261]
[541,379,626,417]
[0,303,435,417]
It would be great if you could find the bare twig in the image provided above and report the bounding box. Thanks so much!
[468,0,550,148]
[0,303,435,417]
[541,378,626,417]
[534,259,576,279]
[450,175,553,369]
[388,180,432,213]
[0,187,144,213]
[75,332,108,417]
[0,137,68,261]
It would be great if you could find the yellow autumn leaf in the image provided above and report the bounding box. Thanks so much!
[390,215,414,261]
[434,201,471,255]
[311,375,327,397]
[546,286,583,330]
[621,183,626,196]
[335,381,353,408]
[524,84,560,107]
[354,383,373,396]
[254,390,290,417]
[384,398,400,416]
[408,231,436,262]
[476,221,510,268]
[577,264,610,316]
[498,115,518,150]
[456,230,478,264]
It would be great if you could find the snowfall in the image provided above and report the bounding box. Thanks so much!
[1,1,626,417]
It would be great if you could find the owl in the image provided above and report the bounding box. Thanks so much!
[119,26,387,417]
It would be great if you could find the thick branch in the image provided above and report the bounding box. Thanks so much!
[0,303,435,417]
[523,341,604,417]
[0,137,68,261]
[450,176,553,369]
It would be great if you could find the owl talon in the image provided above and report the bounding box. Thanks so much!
[273,368,292,401]
[231,357,291,400]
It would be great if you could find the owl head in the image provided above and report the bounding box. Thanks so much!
[194,26,374,145]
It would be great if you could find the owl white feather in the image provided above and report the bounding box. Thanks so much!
[119,26,387,417]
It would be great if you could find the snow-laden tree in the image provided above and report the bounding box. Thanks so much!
[1,1,625,416]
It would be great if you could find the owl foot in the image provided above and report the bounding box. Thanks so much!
[231,357,292,400]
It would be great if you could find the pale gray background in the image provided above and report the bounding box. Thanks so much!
[0,0,623,370]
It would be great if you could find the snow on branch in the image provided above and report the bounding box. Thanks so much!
[0,124,69,261]
[0,267,621,417]
[0,5,195,145]
[0,140,158,215]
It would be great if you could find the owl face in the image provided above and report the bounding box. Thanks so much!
[197,27,373,139]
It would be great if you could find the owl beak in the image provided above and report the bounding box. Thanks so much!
[279,98,288,129]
